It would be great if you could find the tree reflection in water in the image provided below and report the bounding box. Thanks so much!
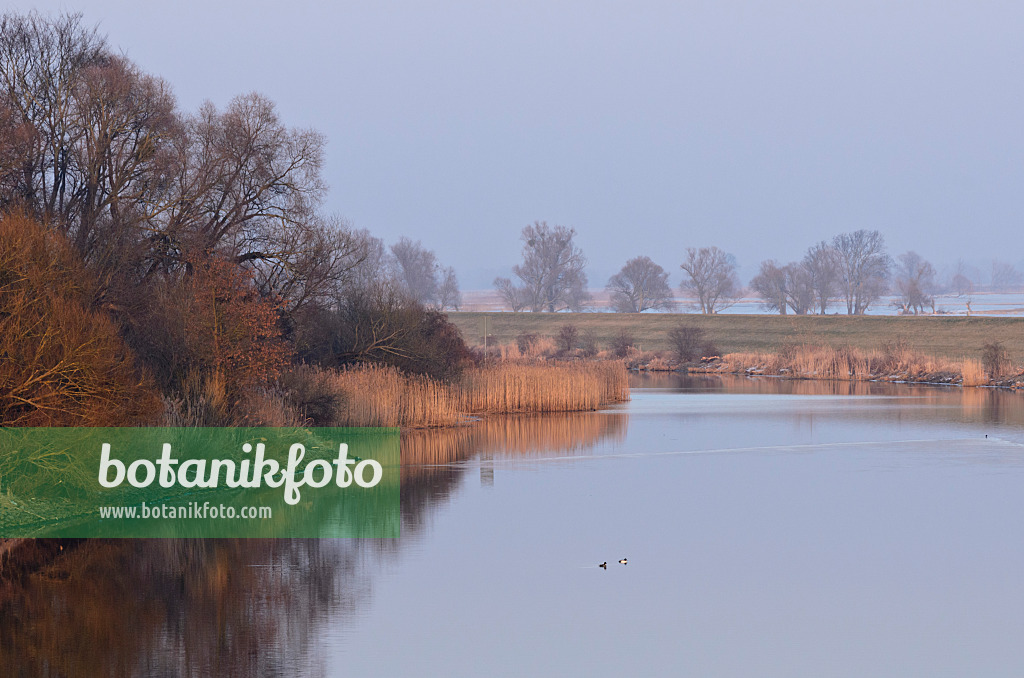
[0,411,628,677]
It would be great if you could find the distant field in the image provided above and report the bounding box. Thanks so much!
[449,312,1024,363]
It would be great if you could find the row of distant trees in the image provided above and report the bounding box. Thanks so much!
[745,234,1017,315]
[493,223,1019,315]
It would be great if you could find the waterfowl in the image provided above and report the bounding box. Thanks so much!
[619,558,627,565]
[599,562,607,569]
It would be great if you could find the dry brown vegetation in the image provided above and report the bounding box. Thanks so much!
[697,343,1011,386]
[0,215,160,426]
[245,361,631,428]
[460,361,629,414]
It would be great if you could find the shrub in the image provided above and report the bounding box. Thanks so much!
[981,341,1011,379]
[278,365,344,425]
[516,332,539,353]
[880,336,915,372]
[557,324,579,353]
[580,330,599,357]
[297,287,473,382]
[667,324,717,363]
[0,214,160,425]
[611,330,635,358]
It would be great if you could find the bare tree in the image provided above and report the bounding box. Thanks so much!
[390,237,439,305]
[606,255,675,312]
[784,263,814,315]
[990,260,1023,292]
[750,260,789,315]
[178,93,327,262]
[493,276,529,312]
[802,241,838,315]
[949,259,976,298]
[894,251,936,314]
[244,216,372,314]
[832,230,889,314]
[0,11,108,222]
[506,221,590,311]
[343,228,389,293]
[437,266,461,311]
[679,246,739,314]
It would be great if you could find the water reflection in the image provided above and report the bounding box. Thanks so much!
[634,372,1024,434]
[7,379,1024,676]
[1,539,377,677]
[0,412,627,677]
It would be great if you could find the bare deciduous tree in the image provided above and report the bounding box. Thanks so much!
[949,259,976,298]
[437,266,461,311]
[990,260,1023,292]
[390,237,439,306]
[750,260,789,315]
[679,246,739,314]
[784,263,814,315]
[503,221,590,312]
[802,241,839,315]
[0,11,108,221]
[833,230,889,315]
[606,255,675,312]
[894,251,936,314]
[493,276,529,312]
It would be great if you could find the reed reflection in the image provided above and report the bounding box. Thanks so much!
[634,372,1024,430]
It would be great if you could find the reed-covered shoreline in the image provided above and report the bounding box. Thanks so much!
[248,360,631,429]
[682,343,1019,388]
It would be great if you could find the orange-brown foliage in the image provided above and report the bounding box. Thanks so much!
[0,214,160,425]
[179,254,289,396]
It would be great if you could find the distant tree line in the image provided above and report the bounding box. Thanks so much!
[493,220,1019,315]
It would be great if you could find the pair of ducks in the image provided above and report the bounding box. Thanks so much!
[599,559,627,569]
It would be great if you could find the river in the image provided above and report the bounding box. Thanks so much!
[4,374,1024,676]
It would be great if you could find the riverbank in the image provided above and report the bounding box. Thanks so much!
[644,344,1022,389]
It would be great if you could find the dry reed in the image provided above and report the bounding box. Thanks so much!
[288,360,630,428]
[709,343,994,387]
[960,359,987,387]
[459,361,629,414]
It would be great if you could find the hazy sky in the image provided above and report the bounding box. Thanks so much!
[11,1,1024,287]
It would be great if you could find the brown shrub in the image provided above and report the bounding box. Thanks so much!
[981,341,1011,379]
[667,324,718,363]
[611,330,635,358]
[557,324,579,352]
[180,255,290,395]
[0,214,160,425]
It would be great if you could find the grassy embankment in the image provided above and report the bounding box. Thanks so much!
[450,312,1024,362]
[450,312,1024,385]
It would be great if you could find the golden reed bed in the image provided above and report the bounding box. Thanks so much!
[698,343,993,386]
[307,361,630,428]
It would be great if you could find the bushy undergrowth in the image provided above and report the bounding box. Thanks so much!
[0,215,160,426]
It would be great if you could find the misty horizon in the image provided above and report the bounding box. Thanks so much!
[9,1,1024,291]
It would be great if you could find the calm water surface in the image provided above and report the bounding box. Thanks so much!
[5,375,1024,676]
